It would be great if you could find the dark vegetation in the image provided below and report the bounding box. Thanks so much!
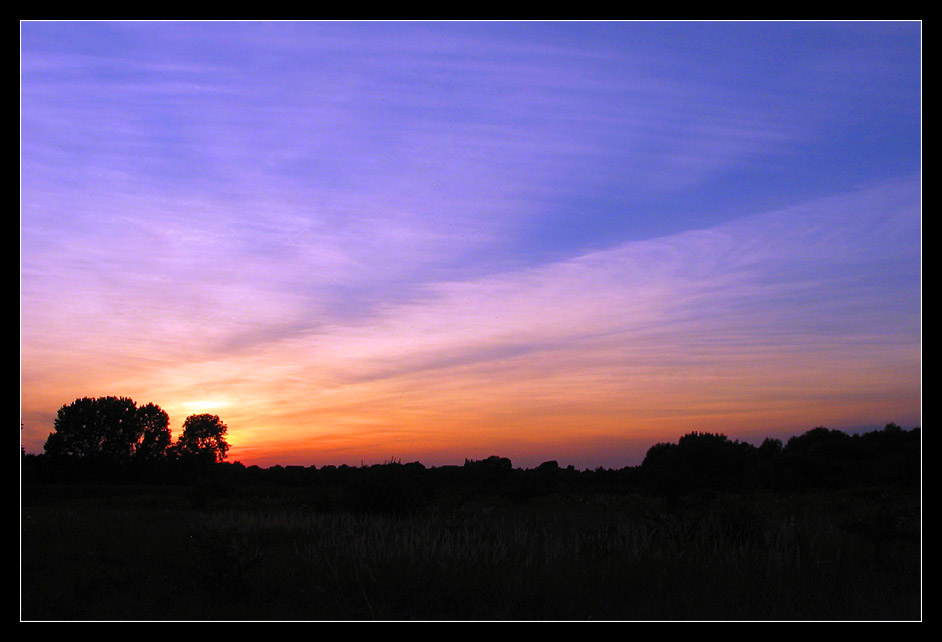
[21,397,921,620]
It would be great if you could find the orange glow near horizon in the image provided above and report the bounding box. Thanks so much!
[19,181,921,470]
[20,281,920,470]
[20,340,922,471]
[20,23,921,473]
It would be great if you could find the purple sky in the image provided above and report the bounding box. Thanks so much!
[20,21,921,469]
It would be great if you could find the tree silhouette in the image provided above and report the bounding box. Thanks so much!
[641,431,755,494]
[43,396,171,462]
[135,403,172,461]
[176,414,230,463]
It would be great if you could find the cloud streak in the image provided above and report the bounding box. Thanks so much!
[20,22,921,467]
[22,177,918,467]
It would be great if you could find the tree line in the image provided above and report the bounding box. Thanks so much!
[38,396,229,464]
[22,396,920,503]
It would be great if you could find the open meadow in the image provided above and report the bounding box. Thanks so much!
[21,476,920,620]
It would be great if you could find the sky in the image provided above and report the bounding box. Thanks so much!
[20,21,921,470]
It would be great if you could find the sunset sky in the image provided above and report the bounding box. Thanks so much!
[20,21,921,469]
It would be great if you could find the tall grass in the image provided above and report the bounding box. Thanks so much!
[21,488,920,620]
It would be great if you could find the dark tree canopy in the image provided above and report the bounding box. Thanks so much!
[43,396,171,462]
[135,403,172,461]
[176,413,230,463]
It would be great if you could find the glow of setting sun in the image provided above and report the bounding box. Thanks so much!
[179,399,233,414]
[19,21,921,470]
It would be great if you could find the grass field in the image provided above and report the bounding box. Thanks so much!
[20,483,921,620]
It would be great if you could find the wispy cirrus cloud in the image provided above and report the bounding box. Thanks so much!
[25,20,900,280]
[20,22,921,466]
[22,176,917,467]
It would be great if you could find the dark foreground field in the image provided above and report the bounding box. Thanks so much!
[21,481,920,621]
